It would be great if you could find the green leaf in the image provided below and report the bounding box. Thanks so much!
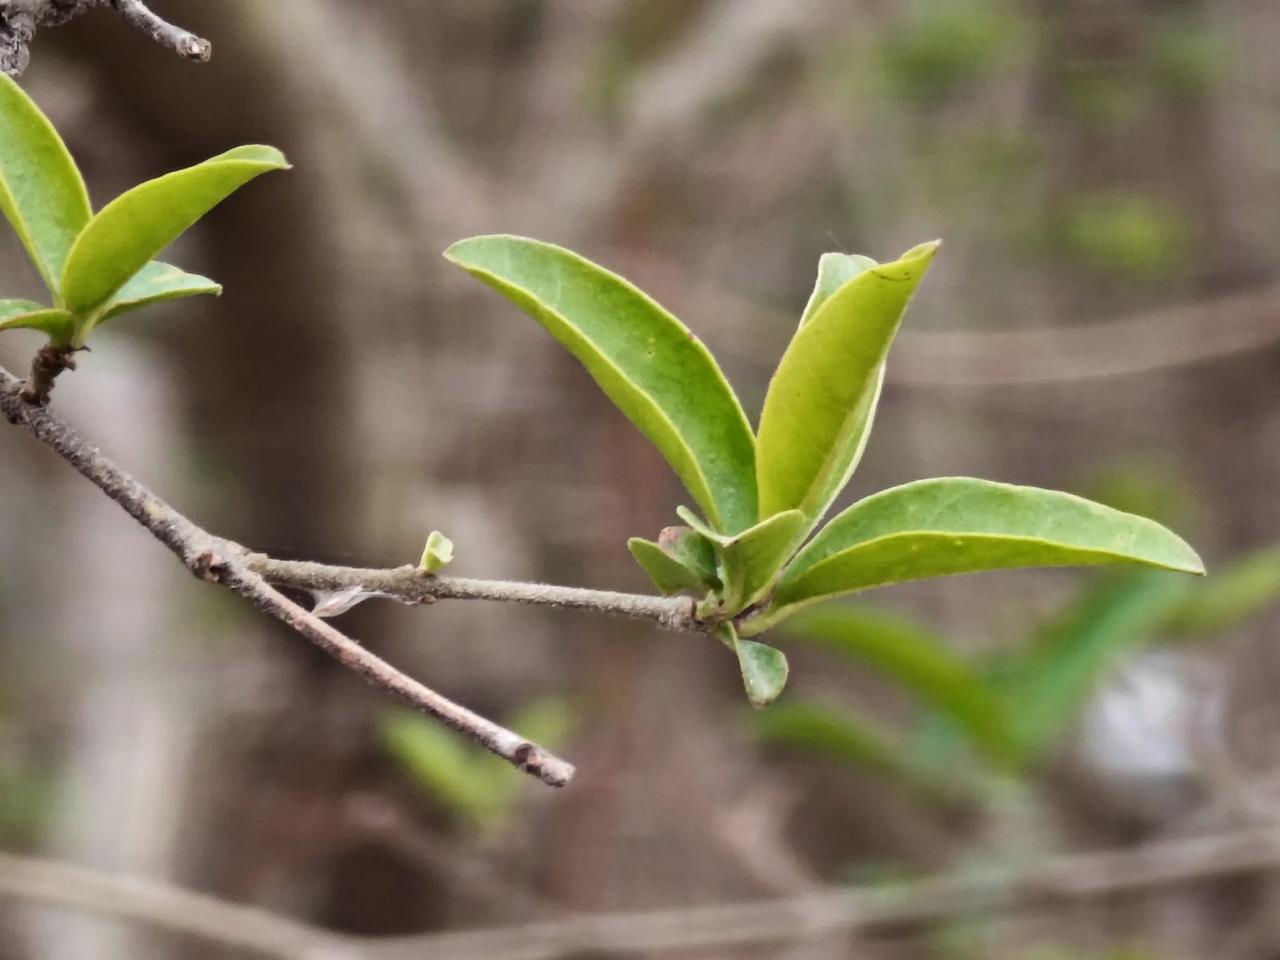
[0,299,46,321]
[628,526,720,595]
[96,260,221,329]
[676,505,805,611]
[378,709,499,827]
[60,145,289,318]
[753,701,902,773]
[998,571,1188,757]
[1164,546,1280,637]
[0,304,74,342]
[0,74,91,296]
[799,252,878,327]
[745,477,1205,634]
[717,623,788,707]
[783,604,1018,766]
[445,235,758,534]
[419,530,455,573]
[757,242,938,527]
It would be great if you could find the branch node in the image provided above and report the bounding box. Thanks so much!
[20,343,78,406]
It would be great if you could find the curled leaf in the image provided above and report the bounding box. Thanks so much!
[420,530,455,573]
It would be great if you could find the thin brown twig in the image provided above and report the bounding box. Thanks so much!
[0,363,575,787]
[109,0,210,61]
[6,827,1280,959]
[1,0,209,77]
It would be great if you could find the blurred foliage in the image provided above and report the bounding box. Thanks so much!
[754,523,1279,796]
[879,0,1028,103]
[379,697,575,834]
[1144,11,1228,99]
[1056,192,1194,283]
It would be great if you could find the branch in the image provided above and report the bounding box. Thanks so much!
[244,556,700,633]
[108,0,209,61]
[0,0,210,77]
[7,828,1280,958]
[0,363,574,787]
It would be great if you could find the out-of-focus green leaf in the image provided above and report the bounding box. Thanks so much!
[998,570,1189,756]
[419,530,454,573]
[61,145,288,319]
[799,252,877,327]
[1165,546,1280,638]
[753,701,901,774]
[378,710,498,827]
[747,478,1205,634]
[97,260,221,328]
[756,242,937,528]
[0,74,91,296]
[380,697,576,832]
[784,604,1018,766]
[446,235,757,534]
[0,305,74,342]
[677,505,805,611]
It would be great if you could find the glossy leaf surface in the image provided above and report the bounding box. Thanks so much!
[757,242,938,526]
[746,477,1205,633]
[0,75,91,295]
[446,235,758,534]
[97,261,221,329]
[61,145,288,316]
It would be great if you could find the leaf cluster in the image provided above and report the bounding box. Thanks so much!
[445,237,1203,706]
[0,74,286,349]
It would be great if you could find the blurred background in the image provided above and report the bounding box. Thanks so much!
[2,1,1280,957]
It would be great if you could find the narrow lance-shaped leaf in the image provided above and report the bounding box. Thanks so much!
[677,505,805,612]
[744,477,1205,635]
[783,605,1019,767]
[0,74,91,296]
[757,241,938,528]
[445,236,758,534]
[96,260,222,329]
[799,252,877,327]
[61,145,289,318]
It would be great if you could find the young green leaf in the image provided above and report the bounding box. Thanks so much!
[782,605,1019,766]
[629,538,705,595]
[0,74,91,297]
[419,530,455,573]
[757,242,938,527]
[799,252,877,327]
[445,235,758,534]
[744,477,1205,634]
[60,145,289,317]
[676,505,805,611]
[717,623,789,707]
[96,261,221,329]
[0,304,74,342]
[628,526,720,595]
